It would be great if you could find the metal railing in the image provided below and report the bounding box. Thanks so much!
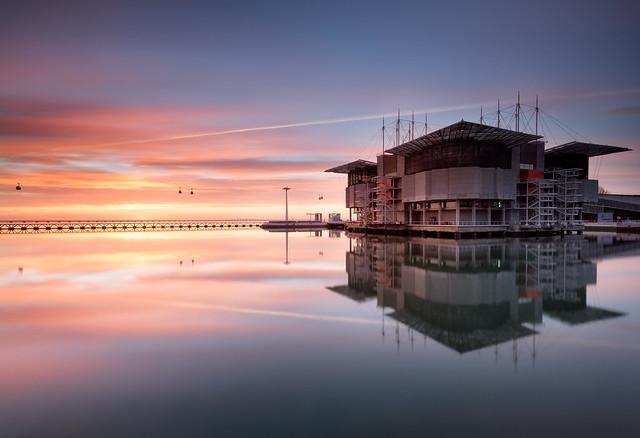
[413,220,507,227]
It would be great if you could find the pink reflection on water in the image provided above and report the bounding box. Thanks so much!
[0,229,347,394]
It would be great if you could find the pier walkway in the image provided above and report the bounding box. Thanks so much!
[0,219,266,234]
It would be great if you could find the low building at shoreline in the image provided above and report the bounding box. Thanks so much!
[326,120,630,236]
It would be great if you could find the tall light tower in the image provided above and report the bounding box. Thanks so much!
[282,187,291,222]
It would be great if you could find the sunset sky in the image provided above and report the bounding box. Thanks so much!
[1,0,639,220]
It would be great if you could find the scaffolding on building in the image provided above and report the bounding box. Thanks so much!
[517,168,583,228]
[550,168,583,226]
[517,178,556,227]
[372,176,402,224]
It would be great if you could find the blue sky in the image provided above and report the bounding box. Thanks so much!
[1,0,639,218]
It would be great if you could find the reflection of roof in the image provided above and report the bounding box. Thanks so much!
[545,141,630,157]
[326,285,376,302]
[544,306,625,325]
[325,159,377,174]
[390,310,536,354]
[386,121,542,156]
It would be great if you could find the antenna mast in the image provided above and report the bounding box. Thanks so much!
[535,95,539,135]
[480,105,484,124]
[425,112,428,134]
[516,91,521,132]
[396,109,400,146]
[411,111,415,140]
[497,99,501,128]
[382,117,385,154]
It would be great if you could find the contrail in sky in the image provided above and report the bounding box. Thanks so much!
[90,102,482,147]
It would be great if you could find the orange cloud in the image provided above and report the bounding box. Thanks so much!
[0,95,355,219]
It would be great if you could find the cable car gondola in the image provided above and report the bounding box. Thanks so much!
[15,183,22,191]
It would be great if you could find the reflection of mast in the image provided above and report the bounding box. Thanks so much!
[532,321,537,367]
[409,327,415,352]
[284,231,290,265]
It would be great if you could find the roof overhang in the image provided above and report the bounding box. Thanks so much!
[386,120,542,156]
[325,159,377,174]
[545,141,631,158]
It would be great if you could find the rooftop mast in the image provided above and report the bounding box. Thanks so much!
[516,91,521,132]
[396,109,400,146]
[411,111,415,140]
[382,116,385,154]
[535,95,539,136]
[480,105,484,124]
[497,99,501,128]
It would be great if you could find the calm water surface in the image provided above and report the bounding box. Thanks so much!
[1,229,639,437]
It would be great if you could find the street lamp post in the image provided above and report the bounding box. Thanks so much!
[282,187,291,222]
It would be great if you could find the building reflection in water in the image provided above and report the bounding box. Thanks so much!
[329,234,636,357]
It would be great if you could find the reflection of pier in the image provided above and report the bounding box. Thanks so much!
[261,222,326,232]
[329,235,632,355]
[0,219,265,234]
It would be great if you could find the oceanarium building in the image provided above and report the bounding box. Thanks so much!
[326,120,629,236]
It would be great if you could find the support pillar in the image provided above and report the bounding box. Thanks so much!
[455,201,460,225]
[471,202,476,225]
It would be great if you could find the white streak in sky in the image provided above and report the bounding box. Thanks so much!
[88,102,482,147]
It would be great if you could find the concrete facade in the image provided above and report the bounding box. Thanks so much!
[326,120,631,236]
[402,167,517,203]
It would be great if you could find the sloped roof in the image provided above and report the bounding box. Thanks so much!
[386,120,542,156]
[545,141,631,157]
[325,159,377,174]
